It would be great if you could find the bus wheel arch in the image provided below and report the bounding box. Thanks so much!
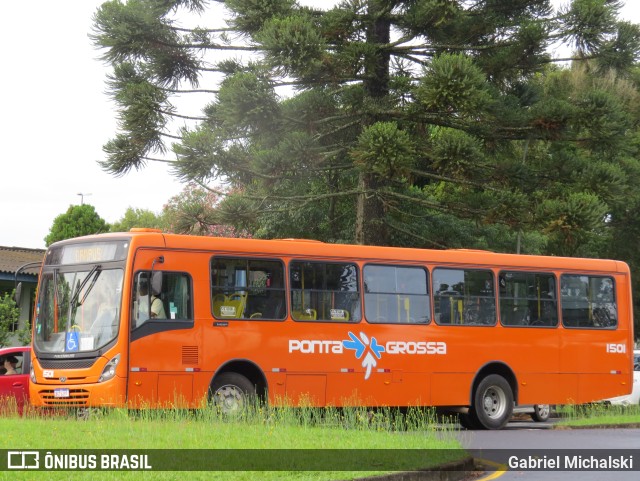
[469,363,517,430]
[208,360,267,414]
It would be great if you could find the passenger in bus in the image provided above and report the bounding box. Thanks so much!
[437,284,457,324]
[248,269,285,319]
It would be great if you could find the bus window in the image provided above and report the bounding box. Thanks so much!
[132,271,193,328]
[499,272,558,327]
[290,261,360,322]
[433,268,495,325]
[211,258,286,320]
[561,275,617,328]
[363,265,430,324]
[35,268,124,353]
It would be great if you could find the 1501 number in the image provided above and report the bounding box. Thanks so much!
[606,343,627,353]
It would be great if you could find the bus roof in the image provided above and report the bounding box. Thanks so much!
[79,230,627,275]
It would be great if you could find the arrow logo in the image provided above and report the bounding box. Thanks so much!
[343,331,385,380]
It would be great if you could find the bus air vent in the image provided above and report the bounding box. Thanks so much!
[39,389,89,406]
[182,346,199,365]
[39,358,97,369]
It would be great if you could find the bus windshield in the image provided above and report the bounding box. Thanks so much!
[35,267,124,353]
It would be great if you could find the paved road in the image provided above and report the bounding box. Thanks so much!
[457,419,639,481]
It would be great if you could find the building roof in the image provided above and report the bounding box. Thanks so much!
[0,246,45,276]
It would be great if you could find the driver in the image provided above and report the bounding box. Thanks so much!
[135,279,167,326]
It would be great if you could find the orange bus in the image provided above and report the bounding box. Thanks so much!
[27,229,634,429]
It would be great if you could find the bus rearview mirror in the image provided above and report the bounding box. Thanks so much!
[14,282,22,305]
[151,271,163,296]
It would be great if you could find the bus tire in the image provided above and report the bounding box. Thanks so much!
[470,374,513,430]
[458,412,481,430]
[530,404,550,422]
[209,372,256,416]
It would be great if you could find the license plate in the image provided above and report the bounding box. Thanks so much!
[54,388,70,398]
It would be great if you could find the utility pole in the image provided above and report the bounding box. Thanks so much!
[77,193,92,205]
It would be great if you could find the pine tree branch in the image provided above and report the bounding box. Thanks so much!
[159,132,183,141]
[155,37,259,51]
[383,219,448,249]
[313,119,363,142]
[170,26,234,34]
[407,168,500,191]
[143,156,178,164]
[393,52,430,67]
[383,190,485,217]
[159,109,207,121]
[540,54,598,64]
[159,87,219,94]
[390,41,519,55]
[198,180,363,205]
[228,161,358,182]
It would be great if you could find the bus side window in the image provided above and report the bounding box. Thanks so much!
[290,261,360,322]
[211,257,286,321]
[165,273,192,320]
[132,271,192,329]
[364,265,430,324]
[561,275,617,329]
[499,271,558,327]
[434,268,495,326]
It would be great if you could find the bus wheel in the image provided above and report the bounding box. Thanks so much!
[471,374,513,430]
[531,404,550,422]
[209,373,256,416]
[458,412,481,430]
[75,407,103,420]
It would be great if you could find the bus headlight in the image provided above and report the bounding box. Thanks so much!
[30,365,36,383]
[98,354,120,383]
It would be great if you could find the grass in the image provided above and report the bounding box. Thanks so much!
[2,400,640,480]
[0,403,466,481]
[555,403,640,427]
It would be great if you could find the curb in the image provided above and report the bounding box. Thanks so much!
[553,422,640,430]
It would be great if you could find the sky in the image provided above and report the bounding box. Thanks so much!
[1,1,183,249]
[1,1,638,250]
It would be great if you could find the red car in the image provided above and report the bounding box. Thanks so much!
[0,346,30,414]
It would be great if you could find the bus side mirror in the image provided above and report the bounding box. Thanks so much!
[151,270,163,296]
[14,283,22,304]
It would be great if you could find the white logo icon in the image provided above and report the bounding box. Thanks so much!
[8,451,40,469]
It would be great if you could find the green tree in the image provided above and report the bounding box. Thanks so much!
[162,183,253,238]
[0,291,19,348]
[92,0,639,248]
[16,320,31,347]
[45,204,110,246]
[111,207,163,232]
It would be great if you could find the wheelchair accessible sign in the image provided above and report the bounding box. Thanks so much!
[65,331,80,352]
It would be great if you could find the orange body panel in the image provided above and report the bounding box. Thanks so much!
[30,232,634,410]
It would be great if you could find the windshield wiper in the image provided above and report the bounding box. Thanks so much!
[78,266,103,306]
[69,265,102,311]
